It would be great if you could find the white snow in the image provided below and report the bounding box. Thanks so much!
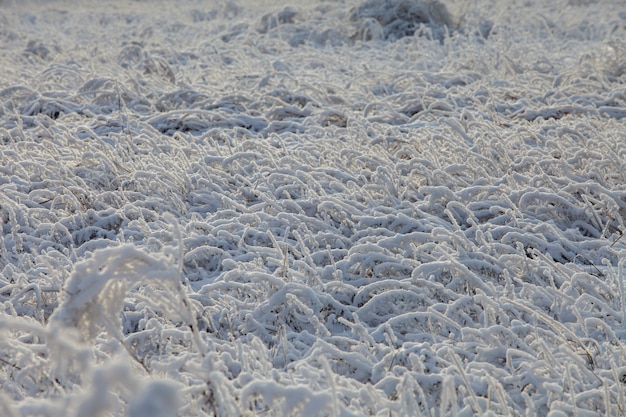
[0,0,625,416]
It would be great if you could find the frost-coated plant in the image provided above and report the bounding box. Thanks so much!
[1,0,626,416]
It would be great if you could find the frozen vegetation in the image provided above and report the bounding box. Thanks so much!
[0,0,625,415]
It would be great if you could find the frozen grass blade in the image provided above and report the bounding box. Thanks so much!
[449,348,483,417]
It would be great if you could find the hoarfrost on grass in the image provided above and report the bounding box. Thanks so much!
[0,0,626,416]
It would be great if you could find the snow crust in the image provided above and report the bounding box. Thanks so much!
[0,0,625,415]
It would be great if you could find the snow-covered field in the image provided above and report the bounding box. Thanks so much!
[1,0,625,415]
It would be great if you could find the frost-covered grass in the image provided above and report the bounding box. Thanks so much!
[1,0,626,416]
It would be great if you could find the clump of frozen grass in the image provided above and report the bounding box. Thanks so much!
[349,0,455,42]
[1,0,626,416]
[47,245,177,341]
